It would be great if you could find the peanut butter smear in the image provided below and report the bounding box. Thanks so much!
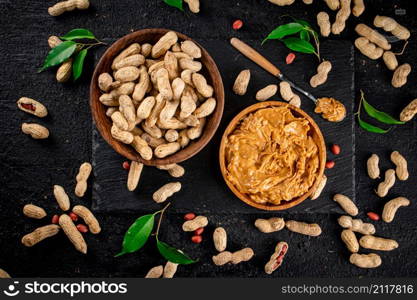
[225,106,319,205]
[315,97,346,122]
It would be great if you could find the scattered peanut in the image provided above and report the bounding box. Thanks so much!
[285,220,322,236]
[359,235,398,251]
[23,204,46,219]
[156,164,185,178]
[163,261,178,278]
[333,194,358,216]
[17,97,48,117]
[153,182,181,203]
[213,227,227,252]
[324,0,339,10]
[392,63,411,88]
[310,61,332,88]
[264,242,288,274]
[355,24,391,50]
[184,0,200,13]
[382,197,410,223]
[145,265,163,278]
[59,214,87,254]
[317,12,331,37]
[233,70,251,96]
[256,84,278,101]
[382,51,398,71]
[73,205,101,234]
[48,0,90,16]
[400,98,417,122]
[56,58,73,83]
[182,215,208,232]
[48,35,62,48]
[352,0,365,17]
[254,218,285,233]
[310,174,327,200]
[21,224,60,247]
[341,229,359,253]
[350,253,381,268]
[213,248,254,265]
[53,185,71,211]
[75,162,92,197]
[127,161,144,191]
[331,0,351,35]
[354,37,383,60]
[376,169,396,197]
[0,268,11,278]
[390,151,408,180]
[367,154,380,179]
[21,123,49,139]
[267,0,295,6]
[374,16,410,40]
[337,215,375,235]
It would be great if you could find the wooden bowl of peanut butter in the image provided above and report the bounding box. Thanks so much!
[219,101,326,211]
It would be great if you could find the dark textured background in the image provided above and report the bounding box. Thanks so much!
[0,0,416,278]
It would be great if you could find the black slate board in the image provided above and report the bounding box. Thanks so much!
[92,39,355,214]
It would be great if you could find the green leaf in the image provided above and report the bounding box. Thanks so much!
[263,23,304,44]
[115,214,155,257]
[163,0,183,11]
[300,30,310,41]
[363,98,405,125]
[282,37,316,54]
[72,49,88,81]
[358,117,391,134]
[61,28,96,41]
[157,240,197,264]
[38,41,77,72]
[293,19,312,28]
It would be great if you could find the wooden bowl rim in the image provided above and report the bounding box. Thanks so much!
[90,28,225,166]
[219,101,326,211]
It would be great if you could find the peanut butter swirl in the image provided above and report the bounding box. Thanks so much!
[225,106,320,205]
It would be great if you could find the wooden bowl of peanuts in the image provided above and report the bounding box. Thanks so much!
[90,28,224,166]
[219,101,326,211]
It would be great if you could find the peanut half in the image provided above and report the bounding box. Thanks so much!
[265,241,288,274]
[17,97,48,117]
[367,154,380,179]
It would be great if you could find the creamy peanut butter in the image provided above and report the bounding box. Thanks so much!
[315,97,346,122]
[225,106,319,205]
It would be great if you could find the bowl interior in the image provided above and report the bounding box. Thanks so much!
[90,29,224,166]
[219,101,326,211]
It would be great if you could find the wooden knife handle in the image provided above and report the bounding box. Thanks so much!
[230,38,281,77]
